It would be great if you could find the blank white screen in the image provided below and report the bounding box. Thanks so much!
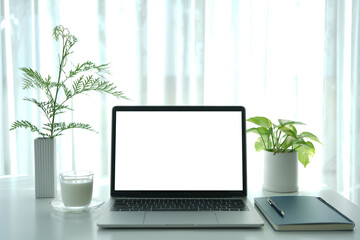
[114,111,243,191]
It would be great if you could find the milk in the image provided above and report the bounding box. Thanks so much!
[61,180,93,207]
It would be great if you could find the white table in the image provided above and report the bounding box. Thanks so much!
[1,176,359,240]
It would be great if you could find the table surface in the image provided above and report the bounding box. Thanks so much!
[1,176,359,240]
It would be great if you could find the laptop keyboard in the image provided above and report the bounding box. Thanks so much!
[111,199,249,212]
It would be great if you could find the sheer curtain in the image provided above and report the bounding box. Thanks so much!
[2,0,358,206]
[323,0,360,206]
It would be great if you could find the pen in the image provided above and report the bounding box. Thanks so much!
[267,197,285,217]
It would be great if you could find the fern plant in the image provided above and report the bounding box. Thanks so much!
[10,25,127,138]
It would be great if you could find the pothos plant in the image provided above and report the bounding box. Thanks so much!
[10,25,127,138]
[246,117,321,168]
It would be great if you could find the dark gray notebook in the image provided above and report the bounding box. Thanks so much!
[255,196,355,231]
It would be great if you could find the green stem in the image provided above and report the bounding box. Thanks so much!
[271,132,276,152]
[276,129,282,152]
[50,37,68,138]
[278,135,289,151]
[293,145,301,151]
[259,132,267,151]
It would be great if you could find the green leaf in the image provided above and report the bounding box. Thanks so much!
[289,125,297,135]
[300,132,322,144]
[247,117,272,128]
[297,148,310,167]
[61,83,73,100]
[255,135,272,151]
[47,122,98,138]
[247,127,270,136]
[278,119,305,127]
[49,103,72,118]
[279,126,297,138]
[304,141,315,157]
[246,127,260,135]
[280,136,297,150]
[20,67,46,90]
[71,76,128,100]
[23,98,53,119]
[65,122,96,131]
[67,62,110,79]
[255,137,266,152]
[257,127,269,135]
[296,141,315,167]
[295,139,315,153]
[10,120,47,137]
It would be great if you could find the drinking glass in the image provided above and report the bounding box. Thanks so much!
[59,171,94,208]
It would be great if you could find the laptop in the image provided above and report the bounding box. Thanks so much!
[97,106,264,228]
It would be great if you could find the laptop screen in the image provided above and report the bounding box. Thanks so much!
[111,106,247,197]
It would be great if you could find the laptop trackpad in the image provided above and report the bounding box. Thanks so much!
[144,212,218,227]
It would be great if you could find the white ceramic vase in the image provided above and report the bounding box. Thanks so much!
[34,138,56,198]
[263,151,298,193]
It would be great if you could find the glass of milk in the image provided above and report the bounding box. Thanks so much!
[60,171,94,208]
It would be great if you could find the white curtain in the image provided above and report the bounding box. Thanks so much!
[323,0,360,206]
[1,0,358,206]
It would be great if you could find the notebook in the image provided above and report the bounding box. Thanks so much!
[97,105,264,228]
[254,196,355,231]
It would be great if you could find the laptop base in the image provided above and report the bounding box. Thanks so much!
[97,198,264,228]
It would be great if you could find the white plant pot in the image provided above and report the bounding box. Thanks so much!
[34,138,56,198]
[263,151,298,193]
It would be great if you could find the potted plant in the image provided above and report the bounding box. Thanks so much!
[247,117,321,192]
[10,25,127,198]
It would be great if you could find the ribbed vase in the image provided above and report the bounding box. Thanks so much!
[34,138,56,198]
